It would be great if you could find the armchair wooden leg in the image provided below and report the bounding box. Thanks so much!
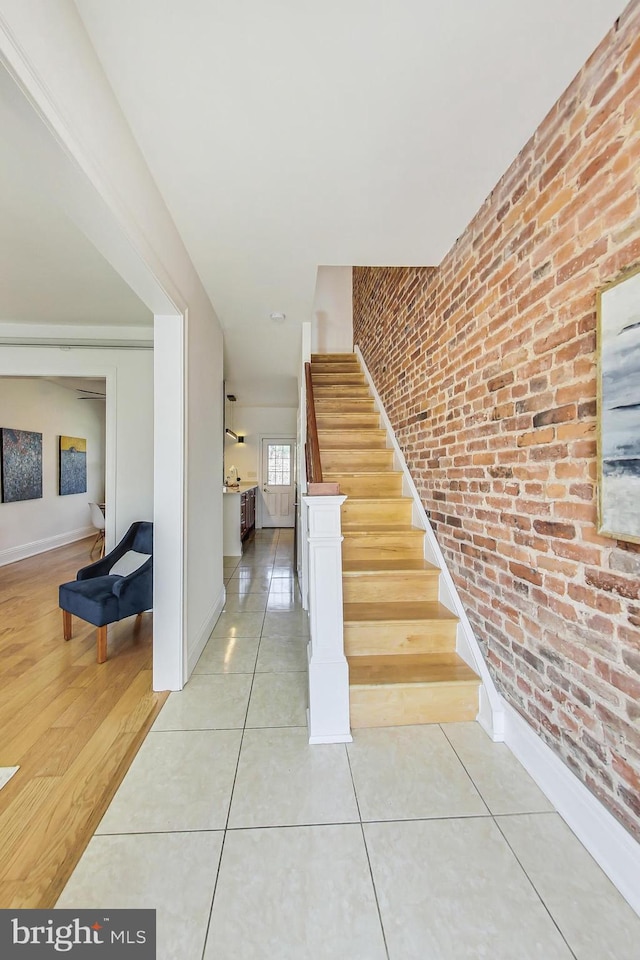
[62,609,72,641]
[97,625,108,664]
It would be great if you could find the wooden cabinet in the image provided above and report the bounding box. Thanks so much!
[223,484,257,555]
[240,486,256,541]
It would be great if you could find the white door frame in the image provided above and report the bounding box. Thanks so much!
[257,434,297,529]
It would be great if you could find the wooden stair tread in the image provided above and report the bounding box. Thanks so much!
[348,653,479,686]
[312,373,366,380]
[316,416,379,423]
[319,429,385,436]
[342,523,423,534]
[324,471,402,478]
[316,388,369,394]
[311,367,361,374]
[311,353,357,361]
[343,600,457,623]
[342,497,411,504]
[342,559,440,574]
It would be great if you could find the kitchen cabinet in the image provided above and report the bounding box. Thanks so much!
[223,483,258,556]
[240,486,256,540]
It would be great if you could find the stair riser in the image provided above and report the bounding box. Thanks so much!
[315,414,380,430]
[349,682,479,728]
[343,573,439,603]
[319,430,387,449]
[311,354,358,363]
[311,373,366,385]
[315,399,376,414]
[341,500,413,525]
[313,386,371,398]
[325,474,403,496]
[321,450,394,471]
[341,535,423,562]
[344,621,456,655]
[311,363,362,374]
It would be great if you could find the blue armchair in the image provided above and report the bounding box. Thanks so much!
[59,521,153,663]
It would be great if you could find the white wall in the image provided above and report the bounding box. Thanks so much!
[311,266,353,355]
[184,311,224,677]
[225,405,297,483]
[0,377,105,562]
[0,345,153,563]
[225,405,297,529]
[0,1,225,689]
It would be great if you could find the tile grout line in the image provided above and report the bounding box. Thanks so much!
[439,725,579,960]
[492,817,579,960]
[438,723,492,817]
[199,535,272,960]
[93,811,507,840]
[344,743,392,960]
[201,527,287,959]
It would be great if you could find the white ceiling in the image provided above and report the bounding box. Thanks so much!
[1,2,626,404]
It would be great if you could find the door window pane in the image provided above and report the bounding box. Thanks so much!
[267,444,291,486]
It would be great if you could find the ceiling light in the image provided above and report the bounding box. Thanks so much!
[270,312,286,323]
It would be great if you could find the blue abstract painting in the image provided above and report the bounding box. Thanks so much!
[0,428,43,503]
[598,267,640,542]
[59,435,87,496]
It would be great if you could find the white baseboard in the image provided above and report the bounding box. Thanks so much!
[478,685,505,741]
[504,701,640,917]
[0,527,95,567]
[185,583,226,680]
[307,713,353,745]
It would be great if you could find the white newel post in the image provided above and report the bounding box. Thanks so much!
[304,494,352,744]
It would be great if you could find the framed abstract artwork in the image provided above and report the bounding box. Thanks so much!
[59,435,87,496]
[0,428,43,502]
[597,264,640,543]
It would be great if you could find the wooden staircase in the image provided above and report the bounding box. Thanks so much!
[311,352,480,728]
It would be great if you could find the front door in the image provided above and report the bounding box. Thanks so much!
[261,438,295,527]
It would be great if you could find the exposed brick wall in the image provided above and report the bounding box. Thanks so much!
[353,1,640,840]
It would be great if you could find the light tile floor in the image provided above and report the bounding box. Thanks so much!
[58,528,640,960]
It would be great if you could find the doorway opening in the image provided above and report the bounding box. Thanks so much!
[259,437,296,528]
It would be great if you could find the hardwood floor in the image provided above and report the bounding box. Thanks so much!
[0,538,168,908]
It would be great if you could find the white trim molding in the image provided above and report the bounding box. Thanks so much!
[354,344,505,741]
[0,526,95,567]
[304,493,352,744]
[153,313,186,692]
[504,702,640,917]
[186,583,226,680]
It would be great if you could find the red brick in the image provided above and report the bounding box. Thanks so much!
[352,5,640,843]
[533,520,576,540]
[585,569,640,600]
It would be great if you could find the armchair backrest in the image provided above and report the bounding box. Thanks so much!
[131,521,153,556]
